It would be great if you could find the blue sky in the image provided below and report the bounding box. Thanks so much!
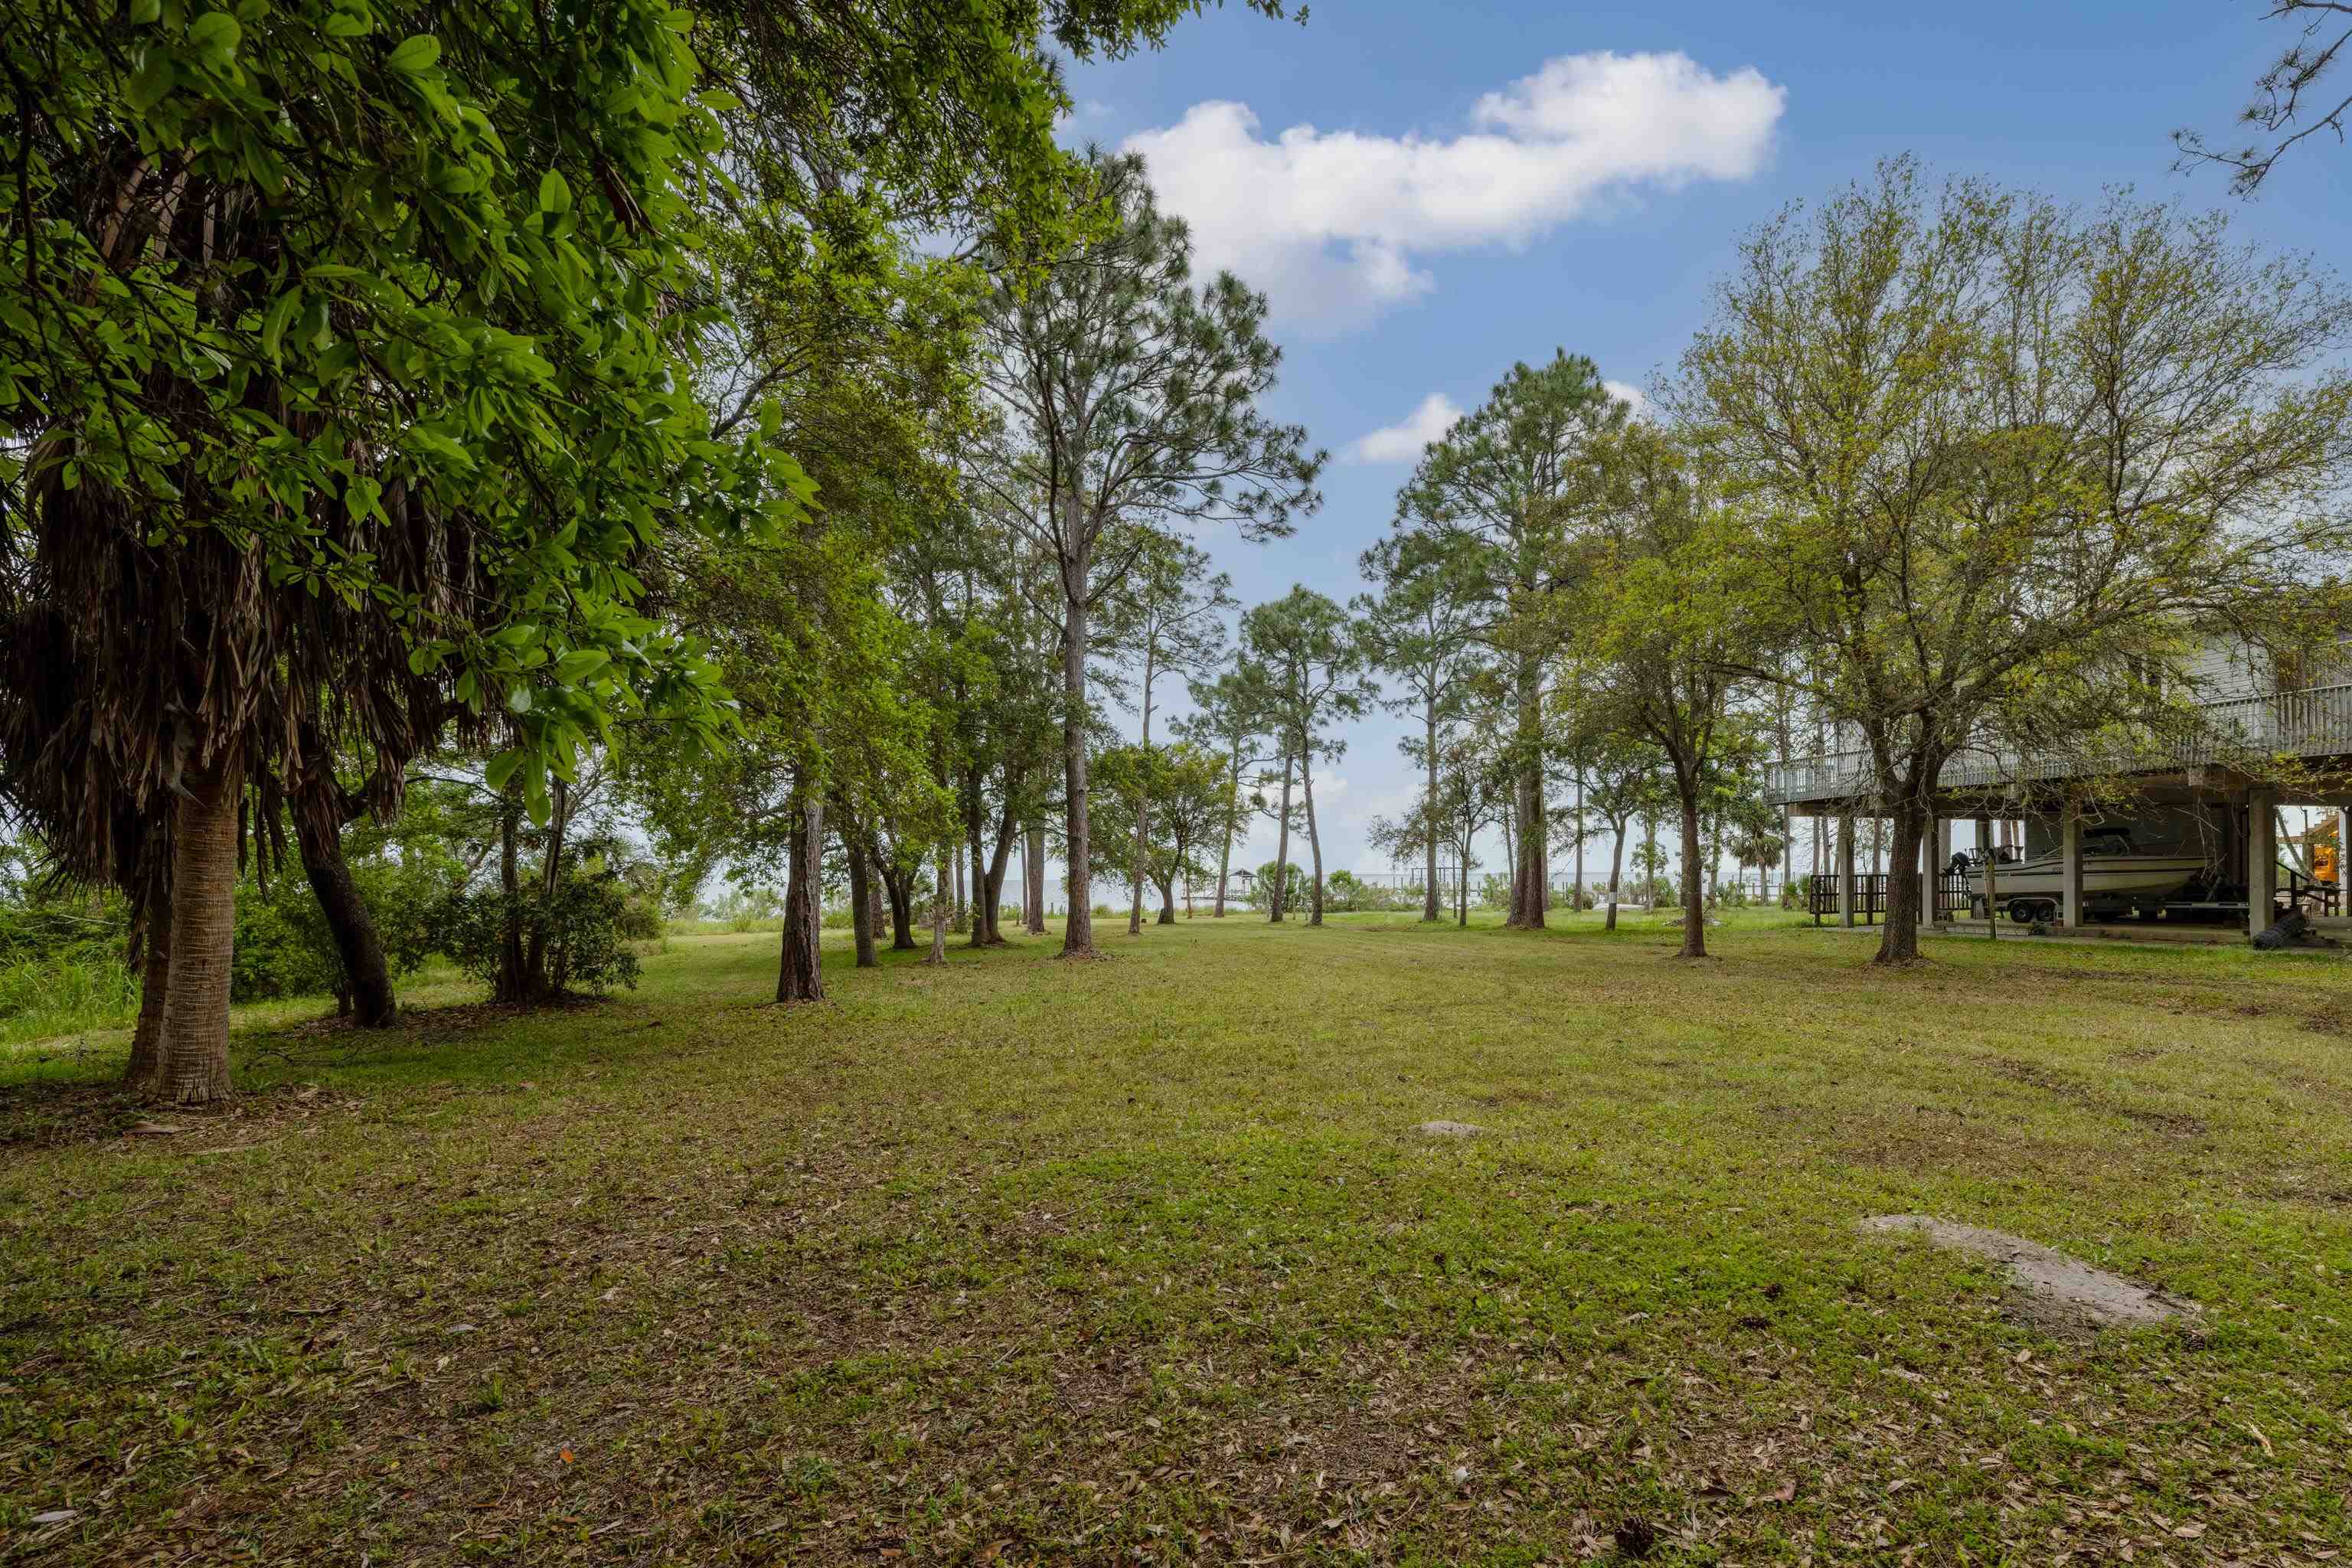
[1055,0,2352,897]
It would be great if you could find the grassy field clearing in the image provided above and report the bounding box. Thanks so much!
[4,913,2350,1564]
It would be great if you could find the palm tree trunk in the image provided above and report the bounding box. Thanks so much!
[155,746,239,1103]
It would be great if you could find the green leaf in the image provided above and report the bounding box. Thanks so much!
[537,169,571,215]
[523,753,551,825]
[505,682,534,715]
[129,0,162,24]
[124,52,175,111]
[554,649,608,684]
[484,747,525,795]
[260,287,302,361]
[385,33,439,74]
[188,10,240,57]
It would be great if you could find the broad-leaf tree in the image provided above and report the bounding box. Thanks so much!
[1678,159,2352,962]
[1561,426,1758,959]
[0,0,810,1100]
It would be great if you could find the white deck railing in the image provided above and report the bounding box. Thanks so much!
[1766,683,2352,805]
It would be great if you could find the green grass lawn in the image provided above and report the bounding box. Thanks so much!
[5,911,2351,1564]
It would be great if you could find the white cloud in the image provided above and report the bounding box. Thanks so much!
[1347,393,1465,463]
[1604,379,1648,417]
[1122,51,1785,332]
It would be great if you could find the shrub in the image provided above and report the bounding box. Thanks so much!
[616,892,665,942]
[230,854,445,1004]
[1322,874,1419,913]
[1251,861,1309,913]
[434,871,642,998]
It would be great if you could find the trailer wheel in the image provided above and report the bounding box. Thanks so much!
[2007,899,2039,923]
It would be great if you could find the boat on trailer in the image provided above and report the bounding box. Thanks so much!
[1960,828,2209,923]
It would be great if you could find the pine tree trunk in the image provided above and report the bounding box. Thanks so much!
[1573,773,1586,915]
[927,846,949,964]
[1214,739,1240,919]
[1060,567,1096,957]
[296,810,397,1027]
[124,852,171,1093]
[844,829,878,969]
[1606,828,1625,933]
[1026,822,1047,933]
[865,855,885,948]
[1015,832,1030,930]
[155,747,239,1103]
[1678,789,1708,959]
[777,779,825,1002]
[1270,753,1294,923]
[1423,709,1441,923]
[1507,659,1546,928]
[952,840,968,935]
[1501,811,1514,912]
[1129,648,1155,936]
[1302,748,1325,926]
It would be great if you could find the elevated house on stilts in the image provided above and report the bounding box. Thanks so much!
[1768,641,2352,943]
